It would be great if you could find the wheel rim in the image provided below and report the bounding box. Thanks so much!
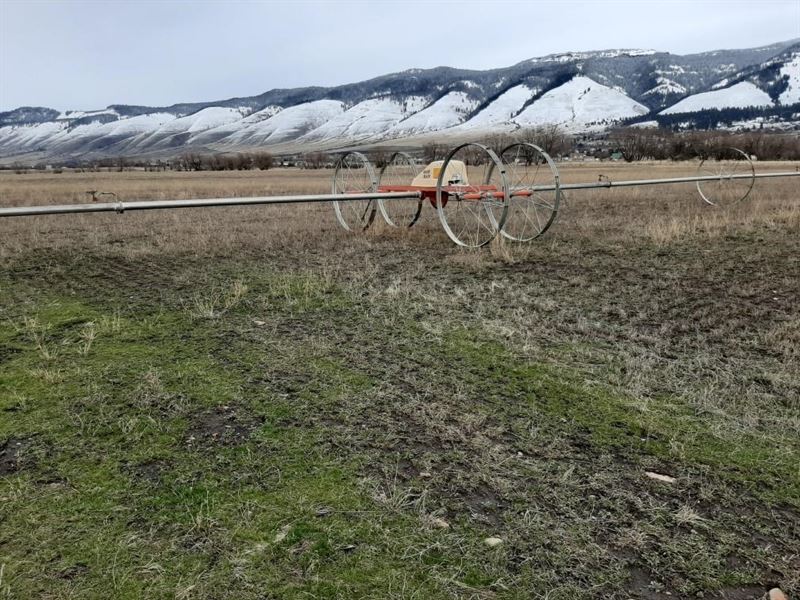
[696,147,755,208]
[495,143,560,242]
[435,143,508,248]
[332,152,377,231]
[378,152,421,227]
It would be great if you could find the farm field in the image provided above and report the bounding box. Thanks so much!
[0,162,799,599]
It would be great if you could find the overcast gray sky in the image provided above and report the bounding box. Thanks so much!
[1,0,798,112]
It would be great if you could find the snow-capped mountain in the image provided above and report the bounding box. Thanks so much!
[512,76,649,131]
[386,92,480,137]
[457,85,538,129]
[298,96,427,143]
[660,81,773,114]
[649,43,800,128]
[222,100,345,146]
[1,39,798,162]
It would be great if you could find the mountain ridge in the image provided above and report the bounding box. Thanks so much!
[2,38,799,162]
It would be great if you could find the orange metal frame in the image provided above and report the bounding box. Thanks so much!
[378,184,520,206]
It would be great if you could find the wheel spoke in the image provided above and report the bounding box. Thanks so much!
[436,144,507,247]
[378,152,419,227]
[496,143,559,242]
[696,149,754,207]
[333,152,376,231]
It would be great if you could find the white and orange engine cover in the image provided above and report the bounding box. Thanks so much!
[411,160,469,187]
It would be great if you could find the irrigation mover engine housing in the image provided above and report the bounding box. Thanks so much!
[1,142,799,248]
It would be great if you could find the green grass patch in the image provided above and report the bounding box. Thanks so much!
[1,260,797,598]
[442,329,800,505]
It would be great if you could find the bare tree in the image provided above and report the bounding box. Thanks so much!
[516,125,573,157]
[253,152,274,170]
[422,142,445,163]
[303,151,328,169]
[370,148,388,169]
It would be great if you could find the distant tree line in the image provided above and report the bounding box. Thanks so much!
[417,125,575,165]
[4,152,279,173]
[300,151,330,169]
[608,128,800,161]
[172,152,275,171]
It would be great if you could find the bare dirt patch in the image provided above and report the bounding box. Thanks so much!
[185,404,262,448]
[0,437,29,474]
[125,458,172,484]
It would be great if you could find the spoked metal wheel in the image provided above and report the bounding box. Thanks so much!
[435,143,509,248]
[696,147,755,208]
[495,143,560,241]
[332,152,378,231]
[378,152,422,227]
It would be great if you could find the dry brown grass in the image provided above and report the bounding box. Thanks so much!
[0,160,798,260]
[556,160,800,244]
[0,168,337,259]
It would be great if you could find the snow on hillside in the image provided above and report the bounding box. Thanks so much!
[50,113,176,149]
[459,85,536,127]
[222,100,345,145]
[113,107,255,151]
[513,76,648,131]
[239,105,283,124]
[711,79,731,90]
[660,81,773,114]
[299,96,425,142]
[387,92,479,136]
[189,105,282,145]
[96,112,176,136]
[57,108,118,121]
[0,121,65,152]
[779,54,800,104]
[0,112,179,155]
[156,107,248,135]
[643,77,687,97]
[531,49,656,64]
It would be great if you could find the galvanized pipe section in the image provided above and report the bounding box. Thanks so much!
[0,171,796,218]
[449,171,800,198]
[527,171,800,193]
[0,191,422,218]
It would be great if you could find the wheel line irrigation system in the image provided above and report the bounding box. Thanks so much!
[1,143,798,248]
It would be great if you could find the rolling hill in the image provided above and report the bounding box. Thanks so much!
[1,39,798,162]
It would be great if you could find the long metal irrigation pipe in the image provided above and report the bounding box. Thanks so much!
[0,171,797,217]
[457,171,800,200]
[0,191,422,218]
[532,171,800,193]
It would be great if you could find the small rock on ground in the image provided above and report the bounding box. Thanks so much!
[645,471,677,484]
[273,524,291,543]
